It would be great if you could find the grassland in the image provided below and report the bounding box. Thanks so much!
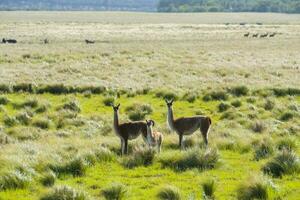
[0,12,299,200]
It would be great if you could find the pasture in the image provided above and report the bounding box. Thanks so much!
[0,12,299,200]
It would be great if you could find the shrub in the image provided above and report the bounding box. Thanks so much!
[122,147,156,168]
[13,83,35,93]
[21,99,38,108]
[182,92,197,103]
[251,121,266,133]
[101,183,127,200]
[272,88,300,97]
[94,147,116,162]
[0,96,9,105]
[103,96,115,106]
[262,150,300,178]
[229,86,249,97]
[0,170,31,190]
[125,103,153,121]
[157,185,181,200]
[218,102,230,112]
[160,148,219,171]
[182,137,196,148]
[231,100,242,107]
[279,112,294,121]
[16,112,32,125]
[201,179,216,200]
[3,116,18,127]
[203,91,228,101]
[40,185,89,200]
[237,176,269,200]
[35,104,49,113]
[40,171,56,187]
[32,118,51,129]
[36,84,70,94]
[254,139,274,160]
[62,101,81,113]
[264,99,275,111]
[276,138,297,151]
[155,90,178,100]
[50,157,88,177]
[0,84,12,93]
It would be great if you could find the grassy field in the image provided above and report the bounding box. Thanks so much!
[0,12,299,200]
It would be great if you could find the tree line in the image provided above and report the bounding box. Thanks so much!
[157,0,300,13]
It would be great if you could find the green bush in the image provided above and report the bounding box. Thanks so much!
[16,112,32,125]
[155,90,178,100]
[3,116,18,127]
[201,179,216,200]
[122,147,156,168]
[36,84,70,94]
[32,118,51,129]
[262,150,300,178]
[21,99,39,108]
[0,84,12,93]
[218,102,230,112]
[160,148,219,171]
[182,137,197,148]
[40,185,89,200]
[231,100,242,107]
[182,92,198,103]
[157,185,181,200]
[50,157,88,177]
[94,147,116,162]
[101,183,128,200]
[61,101,81,113]
[276,138,297,151]
[251,121,266,133]
[13,83,35,93]
[254,139,274,160]
[272,88,300,97]
[125,103,153,121]
[0,170,31,190]
[203,91,228,101]
[0,96,9,105]
[103,96,115,106]
[237,176,269,200]
[40,171,56,187]
[35,104,49,113]
[229,86,249,97]
[264,99,275,110]
[279,112,294,121]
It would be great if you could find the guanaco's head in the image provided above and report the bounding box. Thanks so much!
[165,98,174,108]
[112,103,120,112]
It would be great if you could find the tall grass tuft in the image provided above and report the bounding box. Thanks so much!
[229,86,249,97]
[276,138,297,151]
[50,157,88,177]
[40,171,56,187]
[251,121,266,133]
[181,92,198,103]
[32,118,51,129]
[125,103,153,121]
[101,183,128,200]
[155,90,178,100]
[160,148,219,171]
[61,100,81,113]
[122,147,156,168]
[262,149,300,178]
[237,176,269,200]
[203,90,228,101]
[218,102,230,112]
[279,111,294,121]
[201,179,216,200]
[0,96,9,105]
[157,185,181,200]
[254,139,274,160]
[40,185,89,200]
[0,170,31,190]
[103,96,115,106]
[3,116,18,127]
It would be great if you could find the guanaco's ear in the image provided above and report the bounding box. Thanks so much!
[170,98,174,104]
[165,99,169,104]
[117,103,120,108]
[151,120,155,127]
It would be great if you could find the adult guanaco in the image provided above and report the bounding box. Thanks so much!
[112,104,148,155]
[165,99,212,149]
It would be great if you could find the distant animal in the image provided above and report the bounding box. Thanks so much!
[165,99,212,149]
[145,120,163,153]
[252,33,259,38]
[2,38,17,43]
[85,39,95,44]
[269,33,276,37]
[260,33,268,38]
[244,32,250,37]
[112,104,148,155]
[44,39,49,44]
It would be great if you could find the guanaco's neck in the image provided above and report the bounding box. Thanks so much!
[113,110,120,132]
[167,106,175,131]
